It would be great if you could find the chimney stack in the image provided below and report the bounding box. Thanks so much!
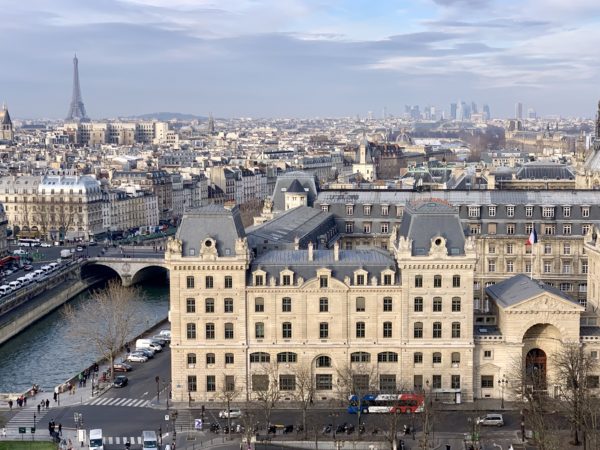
[333,241,340,261]
[308,241,314,261]
[294,236,300,251]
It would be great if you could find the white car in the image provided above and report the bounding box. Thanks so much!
[218,408,242,419]
[76,246,84,252]
[40,242,52,248]
[477,414,504,427]
[127,353,148,363]
[13,249,28,256]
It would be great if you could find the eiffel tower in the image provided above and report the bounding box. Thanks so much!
[66,54,89,121]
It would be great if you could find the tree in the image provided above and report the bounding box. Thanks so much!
[552,341,598,446]
[251,362,280,429]
[507,354,559,450]
[290,362,316,439]
[217,375,243,437]
[335,362,378,432]
[61,280,144,381]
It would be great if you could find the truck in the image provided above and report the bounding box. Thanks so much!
[60,249,73,259]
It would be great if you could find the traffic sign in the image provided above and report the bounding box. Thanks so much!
[18,427,26,434]
[194,419,203,430]
[31,427,36,434]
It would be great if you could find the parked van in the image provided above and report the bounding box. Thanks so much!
[48,262,59,270]
[89,428,104,450]
[136,339,162,352]
[17,276,30,286]
[0,285,12,296]
[142,430,158,450]
[40,265,51,273]
[8,280,21,290]
[159,329,171,341]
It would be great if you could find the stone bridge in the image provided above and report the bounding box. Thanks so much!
[83,255,168,287]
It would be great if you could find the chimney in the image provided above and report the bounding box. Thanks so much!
[308,241,314,261]
[333,241,340,261]
[294,236,300,251]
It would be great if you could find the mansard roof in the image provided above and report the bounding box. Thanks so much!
[486,274,580,308]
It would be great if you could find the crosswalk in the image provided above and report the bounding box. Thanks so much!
[86,397,151,408]
[5,404,51,436]
[103,436,144,445]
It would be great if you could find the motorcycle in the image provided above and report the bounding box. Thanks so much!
[322,424,332,435]
[359,423,366,435]
[345,424,355,435]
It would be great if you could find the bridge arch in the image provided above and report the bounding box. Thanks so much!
[130,265,169,286]
[82,258,168,287]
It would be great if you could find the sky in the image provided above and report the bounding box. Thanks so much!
[1,0,599,119]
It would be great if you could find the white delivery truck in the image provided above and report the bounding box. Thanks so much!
[89,429,104,450]
[60,249,72,259]
[136,338,162,352]
[142,430,158,449]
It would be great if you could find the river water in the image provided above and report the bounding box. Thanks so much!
[0,279,169,394]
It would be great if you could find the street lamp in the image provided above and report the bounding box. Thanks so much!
[155,376,160,402]
[499,375,508,409]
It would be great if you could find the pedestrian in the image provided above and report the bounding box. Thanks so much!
[37,403,41,413]
[23,396,27,406]
[53,391,57,402]
[72,385,76,396]
[2,427,6,439]
[67,438,73,450]
[48,421,52,436]
[45,398,50,409]
[7,399,12,410]
[58,423,62,436]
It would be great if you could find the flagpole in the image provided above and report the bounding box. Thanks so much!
[531,230,534,280]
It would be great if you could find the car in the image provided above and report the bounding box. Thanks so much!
[76,246,84,252]
[113,375,128,388]
[13,249,28,256]
[113,362,133,372]
[151,336,167,346]
[40,242,52,248]
[4,269,13,276]
[23,264,34,271]
[477,414,504,427]
[135,348,155,358]
[127,353,148,363]
[218,408,242,419]
[88,240,98,246]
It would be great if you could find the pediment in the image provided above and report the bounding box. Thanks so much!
[507,293,584,313]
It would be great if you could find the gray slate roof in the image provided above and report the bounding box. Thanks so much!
[251,248,396,284]
[286,179,306,194]
[272,172,318,212]
[486,274,579,308]
[176,205,245,257]
[515,162,574,180]
[398,200,465,256]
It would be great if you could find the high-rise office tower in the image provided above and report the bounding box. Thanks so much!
[515,102,523,120]
[527,108,537,119]
[66,54,89,122]
[482,104,491,121]
[471,102,478,115]
[450,103,457,120]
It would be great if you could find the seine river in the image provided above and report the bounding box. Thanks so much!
[0,280,169,394]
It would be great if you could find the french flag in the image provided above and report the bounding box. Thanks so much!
[526,226,538,245]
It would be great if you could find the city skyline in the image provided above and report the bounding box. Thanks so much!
[1,0,599,119]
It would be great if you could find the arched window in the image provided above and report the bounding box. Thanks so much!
[224,322,234,339]
[249,352,270,363]
[413,352,423,364]
[206,353,215,364]
[225,353,234,364]
[187,353,196,367]
[433,352,442,364]
[277,352,297,363]
[451,352,461,365]
[434,275,442,288]
[351,352,371,363]
[205,323,215,339]
[433,322,442,338]
[186,323,196,339]
[452,297,461,312]
[316,355,331,367]
[414,322,423,339]
[433,297,442,312]
[377,352,398,363]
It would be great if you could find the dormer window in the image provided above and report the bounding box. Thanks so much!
[280,269,294,286]
[319,275,328,288]
[255,275,264,286]
[381,269,394,286]
[354,269,368,286]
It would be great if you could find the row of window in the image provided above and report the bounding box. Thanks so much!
[186,352,299,366]
[468,205,591,218]
[186,275,233,289]
[487,259,586,274]
[337,204,401,217]
[488,242,585,256]
[413,297,461,312]
[470,223,592,236]
[185,320,462,340]
[254,296,396,314]
[344,221,394,234]
[414,275,461,288]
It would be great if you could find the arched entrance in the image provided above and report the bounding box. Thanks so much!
[525,348,547,391]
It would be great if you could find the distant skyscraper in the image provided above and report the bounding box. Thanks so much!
[471,102,478,115]
[515,102,523,120]
[482,104,491,121]
[66,54,89,122]
[450,103,457,120]
[208,113,215,134]
[527,108,537,119]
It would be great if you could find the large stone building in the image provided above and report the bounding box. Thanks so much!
[166,201,600,405]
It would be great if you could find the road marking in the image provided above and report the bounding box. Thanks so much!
[142,391,148,396]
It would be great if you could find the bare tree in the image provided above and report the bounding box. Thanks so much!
[335,361,378,431]
[507,354,560,450]
[552,341,598,446]
[251,362,281,429]
[217,375,243,437]
[61,280,144,381]
[239,401,261,449]
[290,362,315,439]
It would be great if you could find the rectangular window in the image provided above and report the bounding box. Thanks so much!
[563,243,571,255]
[224,298,233,313]
[488,206,496,217]
[282,297,292,312]
[187,323,196,339]
[583,224,591,235]
[563,224,572,235]
[356,322,365,338]
[432,375,442,389]
[279,375,296,391]
[205,276,214,288]
[186,276,195,289]
[282,275,291,286]
[356,297,365,312]
[383,322,392,338]
[563,206,571,217]
[255,322,264,339]
[188,375,197,392]
[206,375,216,392]
[544,261,553,273]
[415,275,423,288]
[582,207,590,218]
[364,205,371,216]
[433,322,442,338]
[452,275,461,288]
[452,297,461,312]
[320,276,328,288]
[225,375,235,392]
[345,222,354,233]
[225,353,234,364]
[582,261,589,274]
[346,205,354,215]
[483,350,493,359]
[224,276,233,289]
[356,274,365,285]
[319,322,329,339]
[205,298,214,313]
[543,207,554,218]
[451,375,461,389]
[381,205,389,216]
[363,223,371,234]
[525,206,533,217]
[255,297,264,312]
[414,297,423,312]
[383,274,392,285]
[205,323,215,339]
[316,374,332,390]
[206,353,215,364]
[414,352,423,364]
[470,224,481,235]
[321,205,329,213]
[255,275,264,286]
[506,260,514,272]
[544,243,552,254]
[468,206,480,218]
[434,276,442,288]
[433,297,442,312]
[488,244,496,254]
[481,376,494,388]
[488,260,496,272]
[506,206,514,217]
[319,297,329,312]
[380,375,396,392]
[186,298,196,313]
[562,263,572,274]
[252,374,269,391]
[282,322,292,339]
[383,297,393,312]
[381,222,389,233]
[506,224,515,235]
[506,243,514,254]
[545,225,556,235]
[452,322,461,338]
[525,223,533,234]
[224,323,234,339]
